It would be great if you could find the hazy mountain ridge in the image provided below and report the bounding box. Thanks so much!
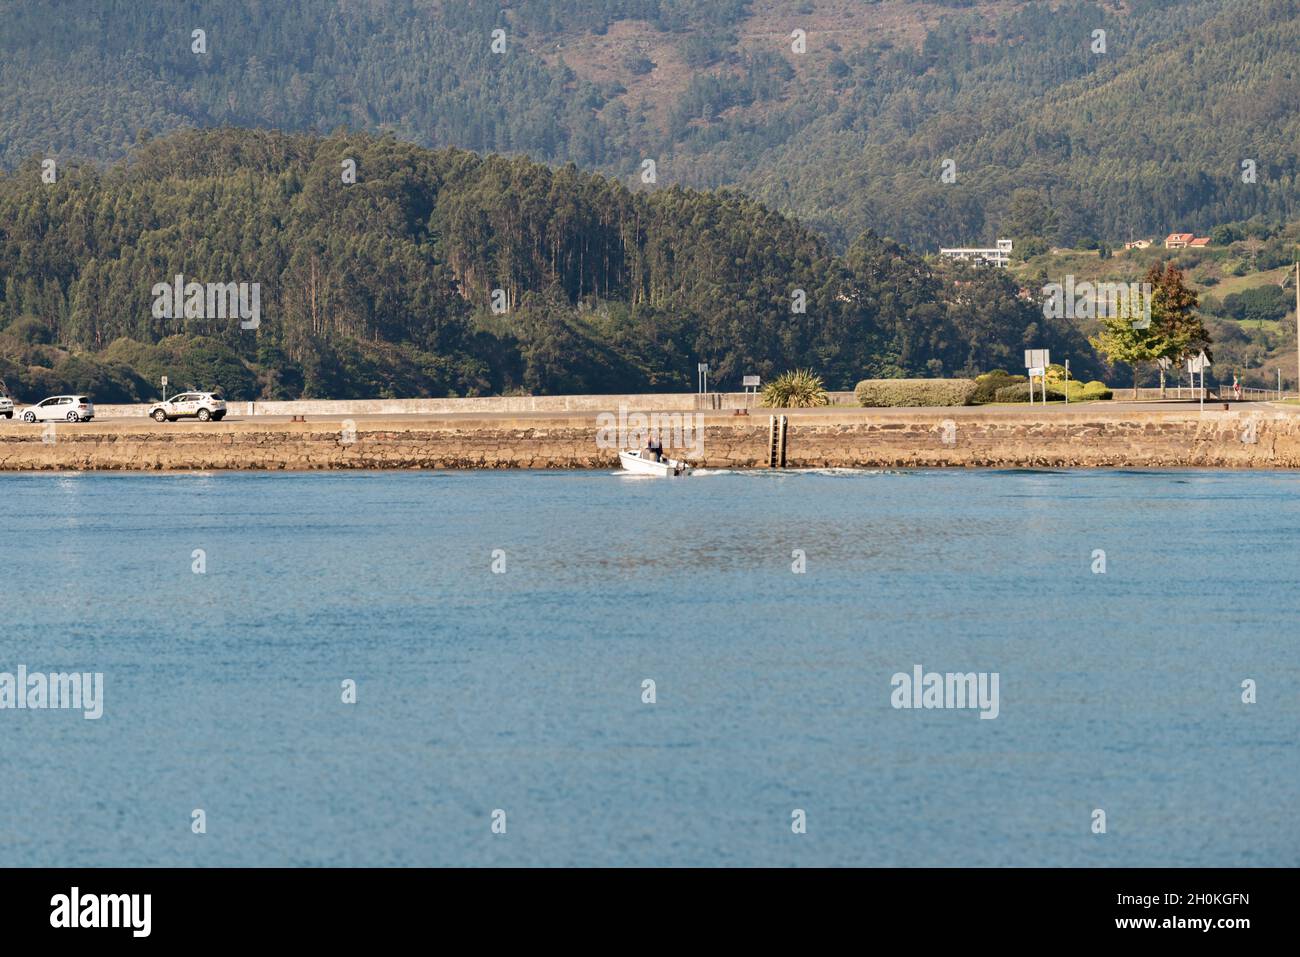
[2,0,1296,250]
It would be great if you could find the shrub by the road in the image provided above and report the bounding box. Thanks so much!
[994,383,1066,403]
[972,370,1025,404]
[984,378,1111,403]
[855,378,977,407]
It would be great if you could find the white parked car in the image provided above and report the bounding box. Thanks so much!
[0,395,12,419]
[147,392,227,422]
[19,395,94,423]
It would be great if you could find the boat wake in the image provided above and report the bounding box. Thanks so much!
[688,467,909,477]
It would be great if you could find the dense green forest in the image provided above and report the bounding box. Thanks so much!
[2,0,1297,251]
[0,129,1095,401]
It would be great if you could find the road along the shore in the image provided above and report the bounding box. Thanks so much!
[3,403,1300,470]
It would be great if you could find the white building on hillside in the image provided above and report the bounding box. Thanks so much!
[939,239,1013,268]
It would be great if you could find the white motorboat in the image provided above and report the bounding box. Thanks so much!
[618,449,693,476]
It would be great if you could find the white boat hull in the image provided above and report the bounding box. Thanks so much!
[619,450,693,476]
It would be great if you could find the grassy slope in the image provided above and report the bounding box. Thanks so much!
[1007,247,1298,388]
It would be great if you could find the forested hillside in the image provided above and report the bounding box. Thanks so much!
[2,0,1298,250]
[0,129,1094,401]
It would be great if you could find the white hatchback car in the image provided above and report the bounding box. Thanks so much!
[147,392,227,422]
[19,395,94,422]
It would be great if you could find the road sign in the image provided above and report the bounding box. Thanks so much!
[1024,349,1050,370]
[1157,357,1171,371]
[161,376,168,386]
[1186,351,1210,411]
[1028,366,1045,377]
[742,375,760,388]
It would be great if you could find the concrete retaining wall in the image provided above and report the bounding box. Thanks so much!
[93,391,860,418]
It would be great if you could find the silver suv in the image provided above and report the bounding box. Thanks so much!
[147,392,227,422]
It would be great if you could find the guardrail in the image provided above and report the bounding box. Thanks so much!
[1114,386,1299,402]
[1228,386,1295,402]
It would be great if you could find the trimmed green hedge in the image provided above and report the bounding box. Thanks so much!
[972,370,1026,404]
[855,378,977,407]
[994,382,1066,403]
[983,377,1112,403]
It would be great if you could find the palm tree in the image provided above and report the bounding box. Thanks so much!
[760,369,830,408]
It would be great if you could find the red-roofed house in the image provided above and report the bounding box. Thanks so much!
[1165,233,1194,249]
[1189,237,1211,247]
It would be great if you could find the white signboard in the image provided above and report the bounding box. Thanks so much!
[1028,367,1045,377]
[1188,352,1210,374]
[742,375,760,388]
[1024,349,1050,370]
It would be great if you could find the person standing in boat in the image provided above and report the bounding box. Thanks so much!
[646,433,664,462]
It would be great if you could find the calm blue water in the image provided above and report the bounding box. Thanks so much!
[0,469,1296,867]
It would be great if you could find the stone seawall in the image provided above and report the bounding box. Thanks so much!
[3,408,1299,470]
